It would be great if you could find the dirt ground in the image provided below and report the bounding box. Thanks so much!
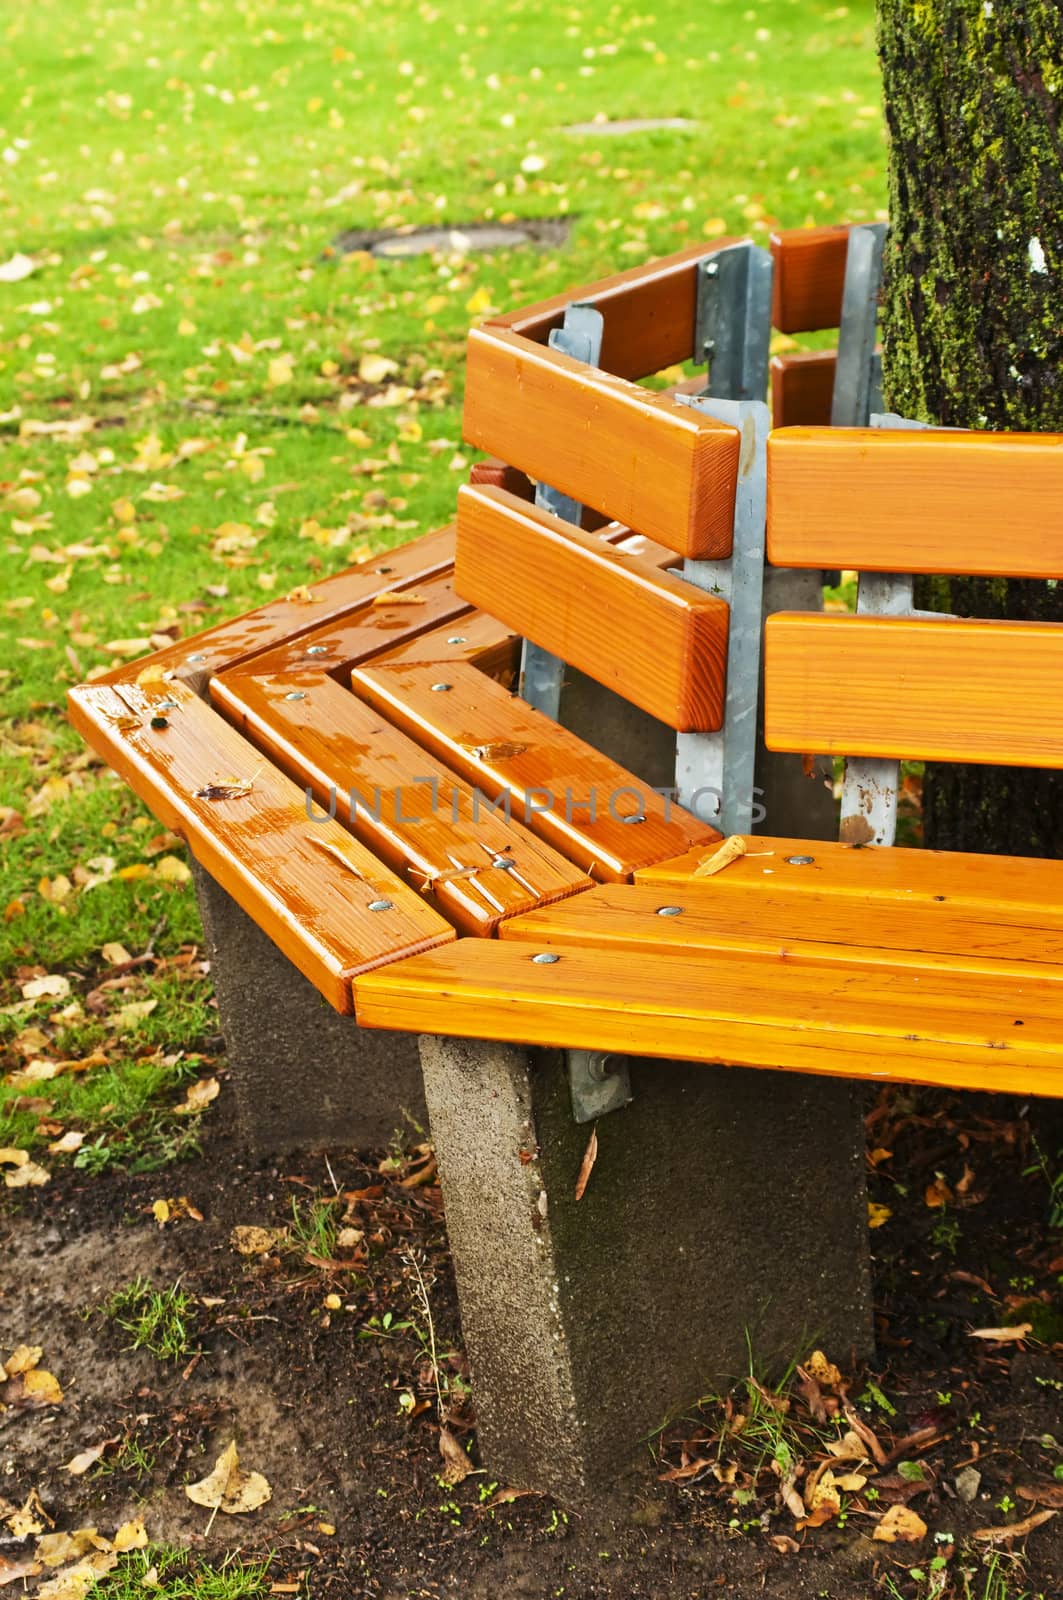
[2,1083,1061,1600]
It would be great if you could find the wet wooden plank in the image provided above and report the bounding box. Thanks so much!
[455,485,730,731]
[767,427,1063,577]
[94,524,458,696]
[371,610,521,682]
[66,682,454,1012]
[214,670,592,936]
[770,350,836,427]
[352,660,719,881]
[462,325,741,559]
[212,570,473,687]
[770,224,851,333]
[354,939,1063,1097]
[500,878,1063,980]
[764,613,1063,767]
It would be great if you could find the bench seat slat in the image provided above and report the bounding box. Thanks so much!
[770,225,851,333]
[765,613,1063,767]
[371,609,520,681]
[352,660,719,881]
[768,428,1063,578]
[635,836,1063,924]
[463,326,741,559]
[96,524,458,695]
[499,881,1063,979]
[455,486,730,732]
[213,671,592,935]
[67,683,454,1012]
[353,940,1063,1097]
[214,570,473,684]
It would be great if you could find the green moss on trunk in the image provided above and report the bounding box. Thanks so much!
[877,0,1063,854]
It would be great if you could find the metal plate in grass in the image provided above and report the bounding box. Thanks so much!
[332,217,572,258]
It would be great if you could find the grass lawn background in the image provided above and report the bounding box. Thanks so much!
[0,0,885,1158]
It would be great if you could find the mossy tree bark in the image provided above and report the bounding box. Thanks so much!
[877,0,1063,855]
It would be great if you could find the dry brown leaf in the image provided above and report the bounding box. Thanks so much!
[438,1427,475,1486]
[185,1440,272,1515]
[969,1323,1033,1342]
[0,1148,29,1170]
[48,1131,84,1155]
[370,590,426,606]
[835,1471,868,1492]
[35,1530,110,1569]
[64,1439,119,1476]
[574,1127,598,1202]
[5,1159,50,1188]
[112,1518,148,1552]
[1017,1483,1063,1509]
[19,975,71,1002]
[485,1486,541,1506]
[37,1550,118,1599]
[971,1508,1056,1543]
[174,1077,220,1114]
[867,1201,892,1228]
[230,1225,285,1256]
[6,1489,48,1537]
[692,835,747,878]
[806,1350,843,1388]
[3,1343,42,1376]
[19,1368,64,1405]
[924,1175,953,1208]
[0,1553,40,1587]
[769,1534,800,1554]
[873,1504,928,1543]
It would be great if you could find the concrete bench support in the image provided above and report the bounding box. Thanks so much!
[192,863,427,1155]
[420,1034,873,1505]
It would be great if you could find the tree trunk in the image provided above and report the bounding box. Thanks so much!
[876,0,1063,855]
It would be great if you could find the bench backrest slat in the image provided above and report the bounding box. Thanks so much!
[770,224,851,334]
[768,426,1063,577]
[455,484,730,733]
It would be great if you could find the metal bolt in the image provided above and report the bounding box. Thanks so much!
[704,260,719,277]
[304,645,328,656]
[491,855,515,871]
[284,691,306,702]
[786,855,815,866]
[187,653,206,664]
[368,899,393,912]
[446,635,467,645]
[431,682,452,693]
[656,905,683,917]
[157,699,178,712]
[531,952,560,965]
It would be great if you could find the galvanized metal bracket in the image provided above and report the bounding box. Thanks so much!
[695,242,774,401]
[675,396,770,834]
[568,1048,634,1124]
[831,222,888,429]
[520,301,605,721]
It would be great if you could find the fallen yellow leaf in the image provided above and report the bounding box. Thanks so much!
[185,1440,272,1515]
[873,1504,927,1543]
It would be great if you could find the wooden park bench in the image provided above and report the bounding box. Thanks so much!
[69,222,1063,1504]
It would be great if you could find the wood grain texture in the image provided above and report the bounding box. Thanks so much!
[352,660,720,880]
[66,682,453,1011]
[462,326,741,559]
[767,427,1063,576]
[213,570,473,686]
[491,239,743,379]
[354,939,1063,1097]
[214,671,591,936]
[770,350,837,427]
[500,879,1063,980]
[764,613,1063,767]
[770,224,852,333]
[455,485,730,732]
[95,524,457,696]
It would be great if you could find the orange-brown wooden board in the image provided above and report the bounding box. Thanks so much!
[213,570,473,687]
[352,660,720,881]
[764,613,1063,767]
[770,350,836,427]
[767,427,1063,577]
[354,939,1063,1097]
[492,239,743,379]
[94,524,458,695]
[462,326,740,559]
[455,485,729,732]
[214,670,591,936]
[67,682,453,1012]
[499,879,1063,981]
[372,609,520,682]
[770,225,852,334]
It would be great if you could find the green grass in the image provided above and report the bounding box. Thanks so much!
[95,1547,273,1599]
[101,1276,198,1362]
[0,0,886,1169]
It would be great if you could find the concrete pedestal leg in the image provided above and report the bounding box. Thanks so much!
[420,1036,873,1506]
[192,862,427,1156]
